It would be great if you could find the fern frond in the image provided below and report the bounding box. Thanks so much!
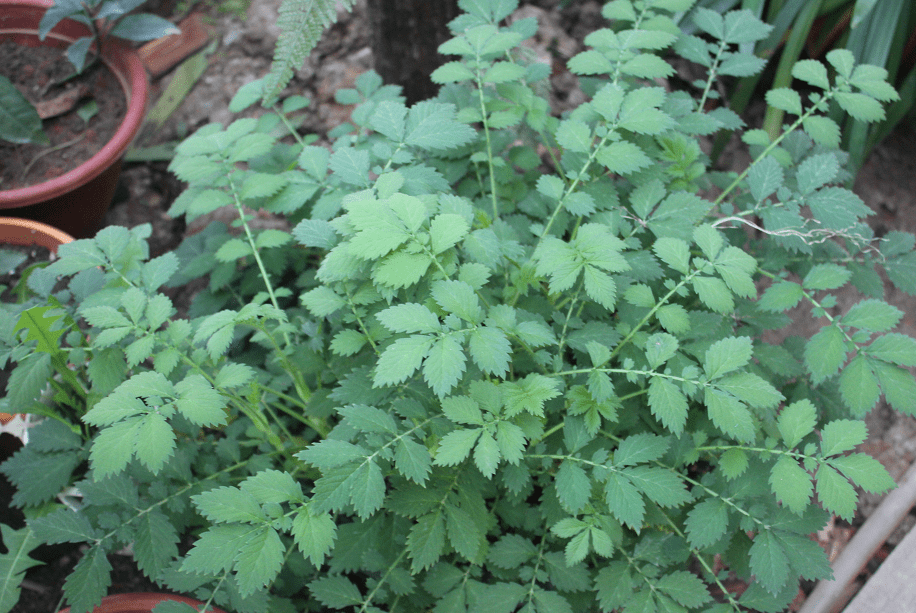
[263,0,357,105]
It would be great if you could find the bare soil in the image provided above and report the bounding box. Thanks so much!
[5,0,916,610]
[0,41,126,190]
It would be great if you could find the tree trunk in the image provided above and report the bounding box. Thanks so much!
[366,0,461,104]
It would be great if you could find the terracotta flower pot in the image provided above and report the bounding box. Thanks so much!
[0,216,74,428]
[0,0,149,239]
[59,593,227,613]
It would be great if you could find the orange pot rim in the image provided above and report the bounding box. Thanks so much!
[0,216,75,252]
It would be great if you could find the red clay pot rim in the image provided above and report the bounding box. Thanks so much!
[0,0,148,207]
[0,216,74,252]
[58,593,225,613]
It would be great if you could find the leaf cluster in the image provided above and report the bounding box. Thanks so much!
[1,1,913,612]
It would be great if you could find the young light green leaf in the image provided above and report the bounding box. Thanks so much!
[765,88,802,116]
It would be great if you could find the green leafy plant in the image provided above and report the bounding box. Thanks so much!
[0,0,177,147]
[2,0,916,612]
[0,75,49,146]
[39,0,179,73]
[686,0,916,172]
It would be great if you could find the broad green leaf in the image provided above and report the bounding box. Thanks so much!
[241,469,303,504]
[839,355,880,416]
[842,299,903,332]
[765,88,802,116]
[614,433,669,467]
[468,327,511,376]
[445,503,483,561]
[815,464,857,521]
[835,92,885,122]
[802,115,841,148]
[435,428,482,466]
[656,570,711,607]
[770,456,812,515]
[308,576,362,609]
[648,377,688,435]
[555,119,593,153]
[747,156,784,202]
[828,453,895,494]
[175,375,227,427]
[748,530,790,595]
[0,525,41,611]
[503,374,561,417]
[395,437,432,484]
[805,325,848,384]
[777,399,816,448]
[758,282,803,312]
[474,431,500,477]
[645,333,678,369]
[405,102,476,151]
[653,238,691,274]
[819,420,867,457]
[63,546,112,613]
[423,335,466,397]
[488,534,537,569]
[292,509,337,566]
[556,460,591,513]
[596,141,651,175]
[624,466,690,507]
[714,372,783,408]
[704,336,752,380]
[873,361,916,414]
[344,460,386,519]
[802,264,850,291]
[374,335,434,388]
[193,486,265,524]
[792,60,830,89]
[378,303,441,334]
[795,153,838,195]
[408,513,446,572]
[329,147,370,186]
[692,275,734,313]
[604,471,645,530]
[684,499,728,548]
[432,280,482,323]
[430,214,470,254]
[867,333,916,367]
[720,448,749,480]
[705,389,756,443]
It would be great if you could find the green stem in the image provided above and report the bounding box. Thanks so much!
[714,89,837,207]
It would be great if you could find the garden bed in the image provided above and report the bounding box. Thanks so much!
[8,0,916,611]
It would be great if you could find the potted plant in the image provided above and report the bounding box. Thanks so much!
[1,1,915,612]
[0,0,177,239]
[0,215,74,425]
